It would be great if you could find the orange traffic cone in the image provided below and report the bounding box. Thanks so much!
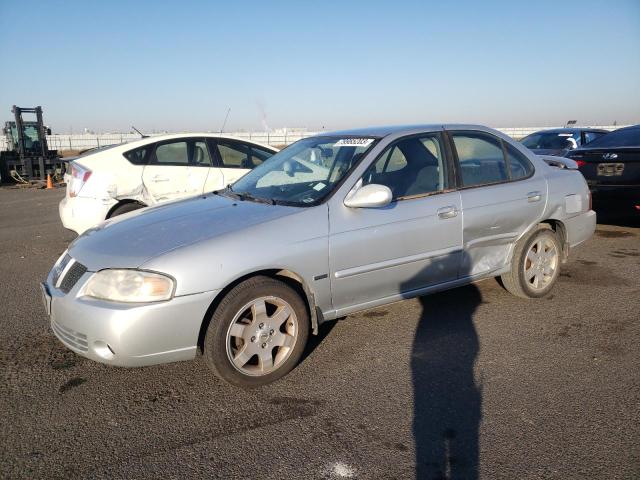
[46,174,54,189]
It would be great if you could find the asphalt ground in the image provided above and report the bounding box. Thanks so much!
[0,187,638,479]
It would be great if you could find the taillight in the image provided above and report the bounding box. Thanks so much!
[575,160,586,168]
[69,162,92,197]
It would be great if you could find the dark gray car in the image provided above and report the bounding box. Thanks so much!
[521,128,609,157]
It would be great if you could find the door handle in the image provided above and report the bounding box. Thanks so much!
[153,175,170,182]
[527,191,542,203]
[437,206,458,219]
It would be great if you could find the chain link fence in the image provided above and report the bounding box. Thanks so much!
[0,126,624,152]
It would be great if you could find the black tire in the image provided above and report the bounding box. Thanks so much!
[109,202,144,218]
[501,224,561,299]
[204,276,310,387]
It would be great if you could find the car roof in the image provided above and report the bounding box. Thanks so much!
[321,124,501,138]
[613,124,640,132]
[110,133,277,152]
[526,127,609,135]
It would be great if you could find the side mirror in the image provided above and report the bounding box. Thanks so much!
[46,128,52,135]
[344,183,392,208]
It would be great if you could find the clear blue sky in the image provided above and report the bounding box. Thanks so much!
[0,0,638,133]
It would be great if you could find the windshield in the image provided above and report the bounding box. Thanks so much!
[10,123,40,151]
[228,136,377,206]
[580,127,640,148]
[521,131,579,150]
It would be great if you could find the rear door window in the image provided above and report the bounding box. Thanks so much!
[452,132,508,187]
[154,141,189,165]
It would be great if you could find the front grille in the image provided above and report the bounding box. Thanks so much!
[51,319,88,352]
[52,254,72,286]
[59,261,88,293]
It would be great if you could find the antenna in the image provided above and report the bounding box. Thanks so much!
[132,126,147,138]
[220,108,231,133]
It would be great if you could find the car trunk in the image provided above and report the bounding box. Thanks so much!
[573,148,640,187]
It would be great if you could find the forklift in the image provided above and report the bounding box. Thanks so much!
[0,105,64,183]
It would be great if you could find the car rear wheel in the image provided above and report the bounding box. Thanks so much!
[204,276,309,387]
[109,202,144,218]
[501,224,561,299]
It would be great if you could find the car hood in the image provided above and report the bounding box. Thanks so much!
[68,194,300,271]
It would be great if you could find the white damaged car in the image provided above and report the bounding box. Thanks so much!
[60,134,277,234]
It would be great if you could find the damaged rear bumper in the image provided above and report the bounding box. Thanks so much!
[59,196,115,235]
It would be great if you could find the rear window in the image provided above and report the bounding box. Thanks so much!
[581,127,640,148]
[123,146,150,165]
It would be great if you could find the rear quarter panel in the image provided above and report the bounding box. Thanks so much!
[79,150,147,204]
[541,164,594,246]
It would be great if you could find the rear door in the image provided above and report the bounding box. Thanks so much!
[142,139,191,203]
[142,138,213,203]
[448,130,547,278]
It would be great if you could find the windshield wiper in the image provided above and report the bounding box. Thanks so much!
[215,184,276,205]
[240,192,277,205]
[214,184,241,199]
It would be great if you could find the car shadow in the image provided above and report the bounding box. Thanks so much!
[592,199,640,228]
[300,318,337,364]
[403,254,482,479]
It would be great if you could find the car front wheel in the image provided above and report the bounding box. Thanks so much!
[204,276,309,387]
[501,224,561,299]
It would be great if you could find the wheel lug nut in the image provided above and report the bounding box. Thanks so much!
[269,329,274,335]
[259,323,264,328]
[251,336,256,342]
[261,343,266,348]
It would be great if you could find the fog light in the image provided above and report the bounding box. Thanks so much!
[93,340,115,360]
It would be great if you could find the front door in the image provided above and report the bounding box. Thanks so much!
[328,133,463,314]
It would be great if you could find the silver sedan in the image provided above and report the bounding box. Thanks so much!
[41,125,596,387]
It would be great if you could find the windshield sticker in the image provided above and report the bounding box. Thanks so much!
[313,182,326,191]
[334,138,374,148]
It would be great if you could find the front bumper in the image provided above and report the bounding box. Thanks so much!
[42,269,219,367]
[59,196,114,235]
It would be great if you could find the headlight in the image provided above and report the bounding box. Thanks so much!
[82,269,174,303]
